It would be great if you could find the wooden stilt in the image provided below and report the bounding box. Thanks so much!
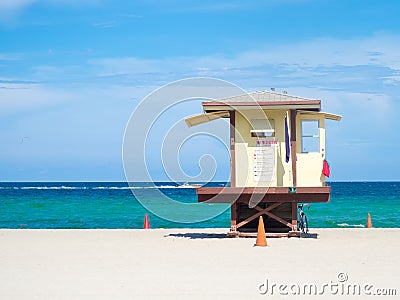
[290,109,297,187]
[230,202,237,233]
[291,202,298,231]
[290,110,299,234]
[229,110,237,236]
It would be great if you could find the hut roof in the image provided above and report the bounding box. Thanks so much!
[202,90,321,112]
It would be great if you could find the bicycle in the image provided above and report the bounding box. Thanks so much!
[297,204,310,233]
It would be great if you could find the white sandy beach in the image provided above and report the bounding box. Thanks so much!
[0,228,399,299]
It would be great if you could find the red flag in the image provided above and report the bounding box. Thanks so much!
[322,159,330,177]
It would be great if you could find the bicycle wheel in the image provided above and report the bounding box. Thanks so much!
[304,215,308,233]
[298,217,304,233]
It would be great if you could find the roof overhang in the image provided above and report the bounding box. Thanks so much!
[298,110,342,121]
[184,111,229,127]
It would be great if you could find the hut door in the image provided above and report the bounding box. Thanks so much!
[296,118,325,187]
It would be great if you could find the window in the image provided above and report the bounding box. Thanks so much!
[301,120,319,153]
[250,119,275,137]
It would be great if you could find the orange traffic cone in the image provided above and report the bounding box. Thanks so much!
[255,216,267,247]
[143,214,150,229]
[366,213,372,228]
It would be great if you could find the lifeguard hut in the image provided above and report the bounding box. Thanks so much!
[185,90,341,237]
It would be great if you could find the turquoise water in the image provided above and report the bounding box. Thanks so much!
[0,182,399,228]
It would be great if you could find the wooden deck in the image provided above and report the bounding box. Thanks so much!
[196,186,331,203]
[197,186,330,236]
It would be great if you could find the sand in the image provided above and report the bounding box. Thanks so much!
[0,228,399,299]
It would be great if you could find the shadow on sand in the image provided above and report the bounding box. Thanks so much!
[165,233,228,239]
[300,232,319,239]
[165,232,319,239]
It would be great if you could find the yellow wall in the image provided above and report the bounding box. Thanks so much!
[234,109,326,187]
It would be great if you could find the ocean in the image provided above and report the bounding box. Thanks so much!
[0,182,399,229]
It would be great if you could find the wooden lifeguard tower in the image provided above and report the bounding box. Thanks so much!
[185,90,341,237]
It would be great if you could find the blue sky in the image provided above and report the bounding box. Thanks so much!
[1,0,400,181]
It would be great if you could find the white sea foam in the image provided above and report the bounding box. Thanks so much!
[19,186,83,190]
[92,187,131,190]
[337,223,365,228]
[128,185,177,189]
[109,187,131,190]
[157,185,179,189]
[2,184,194,190]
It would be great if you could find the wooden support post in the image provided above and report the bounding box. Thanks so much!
[290,110,298,231]
[291,202,298,231]
[230,111,236,188]
[290,109,297,187]
[230,202,237,232]
[229,111,237,232]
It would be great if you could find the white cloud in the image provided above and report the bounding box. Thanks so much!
[0,53,23,61]
[6,33,400,123]
[83,34,400,104]
[89,34,400,76]
[152,0,313,13]
[93,20,118,28]
[383,75,400,85]
[0,83,68,116]
[0,80,152,118]
[0,0,36,12]
[0,0,101,13]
